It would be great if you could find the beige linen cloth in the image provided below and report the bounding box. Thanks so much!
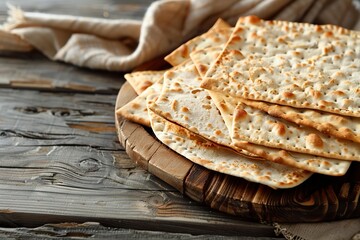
[0,0,359,239]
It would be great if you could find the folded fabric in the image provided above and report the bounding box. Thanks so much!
[0,0,359,71]
[274,218,360,240]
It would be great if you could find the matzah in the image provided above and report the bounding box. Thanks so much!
[149,63,229,142]
[165,19,231,66]
[190,46,224,77]
[202,16,360,117]
[118,60,193,127]
[241,99,360,144]
[190,45,351,175]
[208,91,351,176]
[116,78,163,127]
[148,62,245,151]
[148,109,312,189]
[192,46,360,145]
[125,70,166,95]
[232,102,360,161]
[149,57,351,176]
[190,34,360,161]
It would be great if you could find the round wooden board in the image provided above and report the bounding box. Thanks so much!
[115,81,360,223]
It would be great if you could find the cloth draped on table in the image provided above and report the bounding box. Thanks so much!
[1,0,360,239]
[0,0,360,72]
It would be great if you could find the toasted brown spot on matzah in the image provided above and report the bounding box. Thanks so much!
[214,129,222,136]
[202,104,212,110]
[131,103,140,109]
[275,123,286,136]
[332,90,346,96]
[234,108,248,121]
[171,100,178,111]
[283,92,295,98]
[198,64,208,75]
[306,134,324,149]
[181,107,190,113]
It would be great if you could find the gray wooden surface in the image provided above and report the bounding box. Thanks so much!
[0,222,281,240]
[0,0,283,239]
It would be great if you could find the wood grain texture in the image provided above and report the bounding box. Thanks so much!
[0,53,125,93]
[185,165,214,203]
[0,222,282,240]
[148,145,193,193]
[116,81,360,223]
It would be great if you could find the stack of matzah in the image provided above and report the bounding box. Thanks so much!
[117,16,360,189]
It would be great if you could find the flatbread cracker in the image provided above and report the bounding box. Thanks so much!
[209,91,351,176]
[232,102,360,161]
[165,19,232,66]
[117,60,193,127]
[190,38,359,161]
[241,99,360,144]
[149,59,351,175]
[202,16,360,117]
[148,109,311,189]
[149,63,236,147]
[190,45,351,175]
[125,70,166,95]
[149,62,260,158]
[192,46,360,145]
[190,46,224,77]
[116,78,163,127]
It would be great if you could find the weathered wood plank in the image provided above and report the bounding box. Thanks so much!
[0,188,277,236]
[0,146,166,190]
[0,222,282,240]
[0,89,118,148]
[148,144,193,193]
[0,144,277,235]
[0,54,125,93]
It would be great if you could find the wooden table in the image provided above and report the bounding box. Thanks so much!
[0,1,283,238]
